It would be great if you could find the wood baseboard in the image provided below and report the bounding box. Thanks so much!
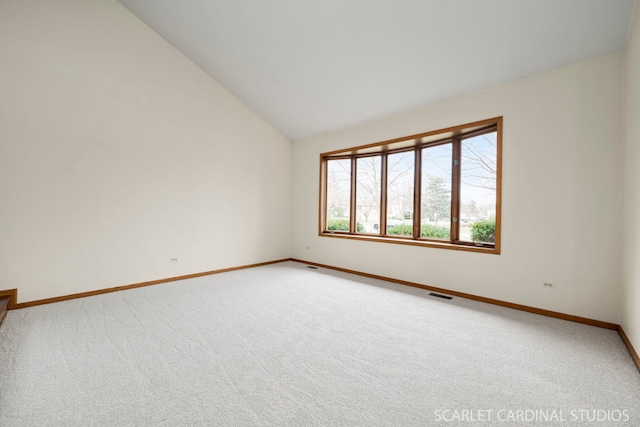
[0,289,17,309]
[290,258,619,330]
[292,258,640,372]
[11,259,290,309]
[4,257,639,373]
[618,327,640,372]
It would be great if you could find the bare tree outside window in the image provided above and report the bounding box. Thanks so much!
[326,159,351,231]
[421,143,452,239]
[460,132,497,243]
[356,156,381,232]
[386,152,414,235]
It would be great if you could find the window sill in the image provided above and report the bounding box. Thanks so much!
[319,231,500,254]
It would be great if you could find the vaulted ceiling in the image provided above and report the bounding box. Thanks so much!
[118,0,636,141]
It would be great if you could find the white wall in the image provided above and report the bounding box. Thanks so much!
[0,0,292,303]
[0,0,629,329]
[293,54,624,324]
[623,4,640,351]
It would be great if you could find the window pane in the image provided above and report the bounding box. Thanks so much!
[326,159,351,231]
[421,144,452,240]
[386,151,414,236]
[356,156,381,233]
[460,132,497,243]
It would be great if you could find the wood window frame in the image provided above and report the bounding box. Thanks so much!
[319,117,502,254]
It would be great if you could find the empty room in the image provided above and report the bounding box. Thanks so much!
[1,0,640,425]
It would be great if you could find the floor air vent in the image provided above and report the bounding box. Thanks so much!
[306,266,318,270]
[429,292,453,300]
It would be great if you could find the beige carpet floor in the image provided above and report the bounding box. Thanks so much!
[1,261,638,426]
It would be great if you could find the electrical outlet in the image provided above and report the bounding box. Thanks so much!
[543,282,555,289]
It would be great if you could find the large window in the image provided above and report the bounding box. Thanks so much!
[319,117,502,253]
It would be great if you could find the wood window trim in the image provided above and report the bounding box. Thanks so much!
[320,117,502,255]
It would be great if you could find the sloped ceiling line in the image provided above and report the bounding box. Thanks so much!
[117,0,636,141]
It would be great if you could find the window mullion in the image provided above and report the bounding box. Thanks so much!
[380,153,388,236]
[350,156,357,234]
[413,148,421,239]
[451,138,461,242]
[320,157,327,233]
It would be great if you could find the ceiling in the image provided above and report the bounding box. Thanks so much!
[117,0,636,142]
